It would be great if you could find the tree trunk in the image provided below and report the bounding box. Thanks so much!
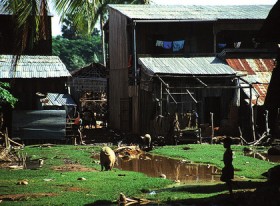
[100,16,106,66]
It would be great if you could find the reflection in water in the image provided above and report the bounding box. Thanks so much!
[0,158,43,170]
[244,151,280,163]
[115,153,221,183]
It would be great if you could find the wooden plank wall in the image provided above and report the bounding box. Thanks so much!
[109,9,129,129]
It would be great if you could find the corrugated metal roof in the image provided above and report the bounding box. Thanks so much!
[139,57,236,76]
[42,93,77,107]
[226,58,275,105]
[108,4,272,20]
[0,55,70,78]
[0,2,10,15]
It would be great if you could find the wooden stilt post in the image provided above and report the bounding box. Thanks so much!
[210,112,214,144]
[160,82,163,115]
[5,128,10,149]
[265,110,269,135]
[249,85,256,141]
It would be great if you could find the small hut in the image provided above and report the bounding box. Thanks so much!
[69,63,108,126]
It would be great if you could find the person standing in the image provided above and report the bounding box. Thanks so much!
[220,137,234,196]
[72,112,85,145]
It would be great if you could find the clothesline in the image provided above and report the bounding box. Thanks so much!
[156,40,185,52]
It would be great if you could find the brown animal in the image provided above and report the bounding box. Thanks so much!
[100,146,116,171]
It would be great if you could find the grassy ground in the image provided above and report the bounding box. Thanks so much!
[0,143,279,206]
[151,144,276,179]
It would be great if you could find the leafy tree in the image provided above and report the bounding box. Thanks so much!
[55,0,150,65]
[61,14,101,39]
[0,82,18,109]
[52,35,102,71]
[61,14,81,40]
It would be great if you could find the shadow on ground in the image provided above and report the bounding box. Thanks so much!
[84,180,280,206]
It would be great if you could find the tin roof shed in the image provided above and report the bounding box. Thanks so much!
[139,57,236,76]
[0,55,70,78]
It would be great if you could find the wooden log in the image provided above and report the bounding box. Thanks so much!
[7,137,24,147]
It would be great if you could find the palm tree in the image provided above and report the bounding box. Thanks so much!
[3,0,149,64]
[3,0,50,56]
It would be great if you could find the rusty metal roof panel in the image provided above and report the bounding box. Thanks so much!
[108,4,272,20]
[242,83,269,105]
[226,58,274,83]
[0,55,70,78]
[139,57,236,76]
[226,58,275,105]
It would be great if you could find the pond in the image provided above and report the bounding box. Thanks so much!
[244,151,280,163]
[115,153,221,184]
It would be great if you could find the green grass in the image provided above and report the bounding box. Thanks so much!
[0,145,171,205]
[0,144,279,205]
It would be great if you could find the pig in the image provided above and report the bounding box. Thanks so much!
[100,146,116,171]
[140,134,152,148]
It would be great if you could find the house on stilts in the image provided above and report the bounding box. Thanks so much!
[106,4,277,143]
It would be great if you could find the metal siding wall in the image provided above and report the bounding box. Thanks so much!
[109,10,129,130]
[12,110,66,140]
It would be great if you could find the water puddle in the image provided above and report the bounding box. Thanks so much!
[0,158,43,170]
[107,153,221,184]
[244,151,280,163]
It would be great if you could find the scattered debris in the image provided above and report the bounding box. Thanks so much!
[114,145,143,161]
[117,192,152,205]
[17,180,28,185]
[8,165,23,170]
[43,178,54,182]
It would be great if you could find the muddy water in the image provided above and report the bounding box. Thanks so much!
[0,158,43,170]
[244,151,280,163]
[115,153,221,183]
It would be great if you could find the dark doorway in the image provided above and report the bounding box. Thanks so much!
[120,98,131,132]
[204,97,221,126]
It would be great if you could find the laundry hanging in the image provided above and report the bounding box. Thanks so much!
[156,40,164,47]
[163,41,172,49]
[156,40,185,51]
[173,40,185,52]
